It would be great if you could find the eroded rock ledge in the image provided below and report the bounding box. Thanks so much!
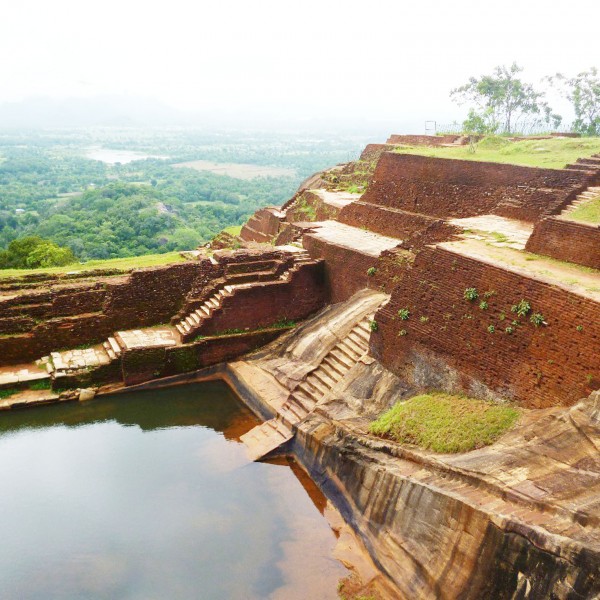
[224,290,600,599]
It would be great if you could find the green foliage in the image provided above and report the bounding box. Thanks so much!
[549,68,600,136]
[463,287,479,301]
[487,324,496,333]
[479,300,488,310]
[419,316,429,323]
[577,325,584,332]
[397,308,410,320]
[368,320,378,332]
[505,326,514,335]
[511,299,531,317]
[451,63,560,134]
[0,236,75,269]
[366,267,377,277]
[369,392,520,453]
[530,313,545,327]
[567,194,600,224]
[0,387,19,400]
[398,329,408,336]
[28,379,51,390]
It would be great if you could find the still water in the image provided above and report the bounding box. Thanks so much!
[0,381,349,599]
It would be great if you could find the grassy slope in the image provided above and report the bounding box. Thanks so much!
[0,251,187,279]
[568,195,600,224]
[393,136,600,170]
[369,392,520,453]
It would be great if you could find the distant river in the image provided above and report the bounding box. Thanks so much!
[86,147,168,164]
[0,381,349,599]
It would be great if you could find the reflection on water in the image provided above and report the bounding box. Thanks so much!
[0,381,348,599]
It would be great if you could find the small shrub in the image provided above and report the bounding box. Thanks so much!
[366,267,377,277]
[398,308,410,320]
[505,326,514,335]
[511,299,531,317]
[487,325,496,333]
[479,301,488,310]
[483,290,496,298]
[369,320,378,332]
[576,325,584,332]
[398,329,408,336]
[530,313,545,327]
[419,316,429,323]
[464,287,479,301]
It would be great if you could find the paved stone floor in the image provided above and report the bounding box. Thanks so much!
[312,189,361,210]
[449,214,534,250]
[304,220,401,257]
[116,326,179,350]
[0,363,50,386]
[50,346,111,372]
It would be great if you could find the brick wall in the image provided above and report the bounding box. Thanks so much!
[0,261,208,364]
[240,207,283,242]
[526,218,600,270]
[370,246,600,408]
[361,153,592,222]
[196,262,326,336]
[303,235,378,304]
[338,200,458,242]
[386,135,465,146]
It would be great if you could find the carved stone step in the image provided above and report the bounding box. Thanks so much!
[321,357,346,379]
[312,366,339,388]
[240,418,293,461]
[337,340,363,361]
[347,330,369,350]
[330,349,354,369]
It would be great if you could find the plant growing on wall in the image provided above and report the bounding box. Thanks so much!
[511,299,531,317]
[367,267,377,277]
[530,313,545,327]
[397,308,410,320]
[464,287,479,301]
[369,320,379,332]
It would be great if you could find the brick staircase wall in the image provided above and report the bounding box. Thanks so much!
[370,246,600,408]
[187,261,326,340]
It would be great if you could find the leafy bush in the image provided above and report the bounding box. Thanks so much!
[366,267,377,277]
[0,236,75,269]
[368,320,378,332]
[397,308,410,320]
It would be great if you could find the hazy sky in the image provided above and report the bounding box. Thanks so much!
[1,0,598,130]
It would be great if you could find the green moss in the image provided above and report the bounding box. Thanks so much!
[369,392,520,453]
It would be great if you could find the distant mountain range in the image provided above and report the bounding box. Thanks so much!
[0,95,416,134]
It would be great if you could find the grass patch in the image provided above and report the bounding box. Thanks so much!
[222,225,243,236]
[28,379,51,390]
[0,387,19,400]
[567,195,600,224]
[392,136,600,170]
[0,251,188,279]
[369,392,520,453]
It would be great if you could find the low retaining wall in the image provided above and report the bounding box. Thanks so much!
[526,217,600,270]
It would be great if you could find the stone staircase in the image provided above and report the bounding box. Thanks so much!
[241,315,373,461]
[564,154,600,173]
[174,251,314,343]
[560,184,600,219]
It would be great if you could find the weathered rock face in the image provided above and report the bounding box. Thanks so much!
[225,291,600,599]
